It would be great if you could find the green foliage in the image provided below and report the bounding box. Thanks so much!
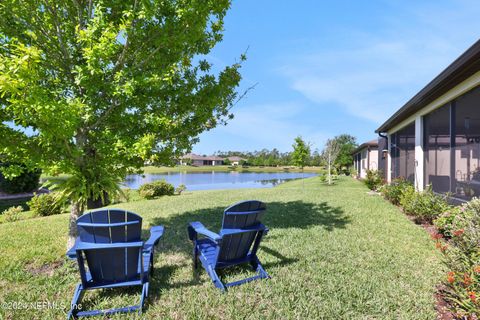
[1,206,23,222]
[433,198,480,317]
[349,167,358,177]
[380,177,412,205]
[291,136,311,169]
[222,158,231,165]
[213,148,324,167]
[364,169,383,190]
[0,0,244,233]
[332,134,357,170]
[433,205,467,238]
[111,188,133,204]
[399,185,451,223]
[27,193,65,217]
[139,180,174,199]
[45,168,123,210]
[175,184,187,195]
[0,163,41,194]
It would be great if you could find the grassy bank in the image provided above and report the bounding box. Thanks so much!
[0,177,441,319]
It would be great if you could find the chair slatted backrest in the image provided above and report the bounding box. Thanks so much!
[76,209,143,284]
[218,200,266,263]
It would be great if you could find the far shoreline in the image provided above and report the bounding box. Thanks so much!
[141,165,323,174]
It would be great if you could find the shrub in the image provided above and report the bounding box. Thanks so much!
[435,198,480,317]
[349,167,358,178]
[380,177,412,205]
[175,184,187,195]
[2,206,23,222]
[27,192,65,217]
[434,205,468,238]
[0,163,41,194]
[364,169,383,190]
[139,180,174,199]
[319,174,327,182]
[399,185,451,223]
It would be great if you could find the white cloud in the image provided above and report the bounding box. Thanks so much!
[278,1,480,125]
[196,102,329,153]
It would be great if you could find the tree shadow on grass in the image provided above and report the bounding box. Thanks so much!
[146,201,349,292]
[73,201,350,309]
[150,200,350,254]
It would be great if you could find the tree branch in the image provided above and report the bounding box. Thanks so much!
[44,1,77,87]
[112,0,138,74]
[87,100,121,131]
[229,82,258,110]
[73,0,85,30]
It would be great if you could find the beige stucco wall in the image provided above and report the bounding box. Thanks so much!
[356,148,379,179]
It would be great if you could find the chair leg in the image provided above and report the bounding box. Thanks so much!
[149,252,155,277]
[208,267,226,292]
[67,284,84,320]
[249,258,259,271]
[139,283,148,314]
[256,263,269,279]
[192,244,199,271]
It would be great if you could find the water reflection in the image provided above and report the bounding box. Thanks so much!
[123,172,316,191]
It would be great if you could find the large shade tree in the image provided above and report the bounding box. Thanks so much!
[0,0,244,247]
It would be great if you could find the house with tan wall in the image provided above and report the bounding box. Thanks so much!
[376,39,480,201]
[352,140,380,179]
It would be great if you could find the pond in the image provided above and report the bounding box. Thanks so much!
[123,171,317,191]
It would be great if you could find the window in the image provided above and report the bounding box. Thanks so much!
[454,86,480,200]
[391,122,415,182]
[424,104,451,193]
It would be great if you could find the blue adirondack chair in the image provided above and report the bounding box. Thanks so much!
[187,200,269,291]
[66,209,164,319]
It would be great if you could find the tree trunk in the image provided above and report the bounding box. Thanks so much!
[67,201,82,250]
[328,151,332,185]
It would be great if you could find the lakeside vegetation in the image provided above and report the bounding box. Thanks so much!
[0,177,441,319]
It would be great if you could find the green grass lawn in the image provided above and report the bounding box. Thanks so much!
[0,177,442,319]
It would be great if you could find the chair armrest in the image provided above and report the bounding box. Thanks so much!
[66,237,81,260]
[143,225,164,253]
[187,221,221,242]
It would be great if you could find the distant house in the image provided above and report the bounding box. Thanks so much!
[180,153,224,166]
[226,156,245,166]
[352,140,379,179]
[376,39,480,201]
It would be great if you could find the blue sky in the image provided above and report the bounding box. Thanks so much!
[194,0,480,154]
